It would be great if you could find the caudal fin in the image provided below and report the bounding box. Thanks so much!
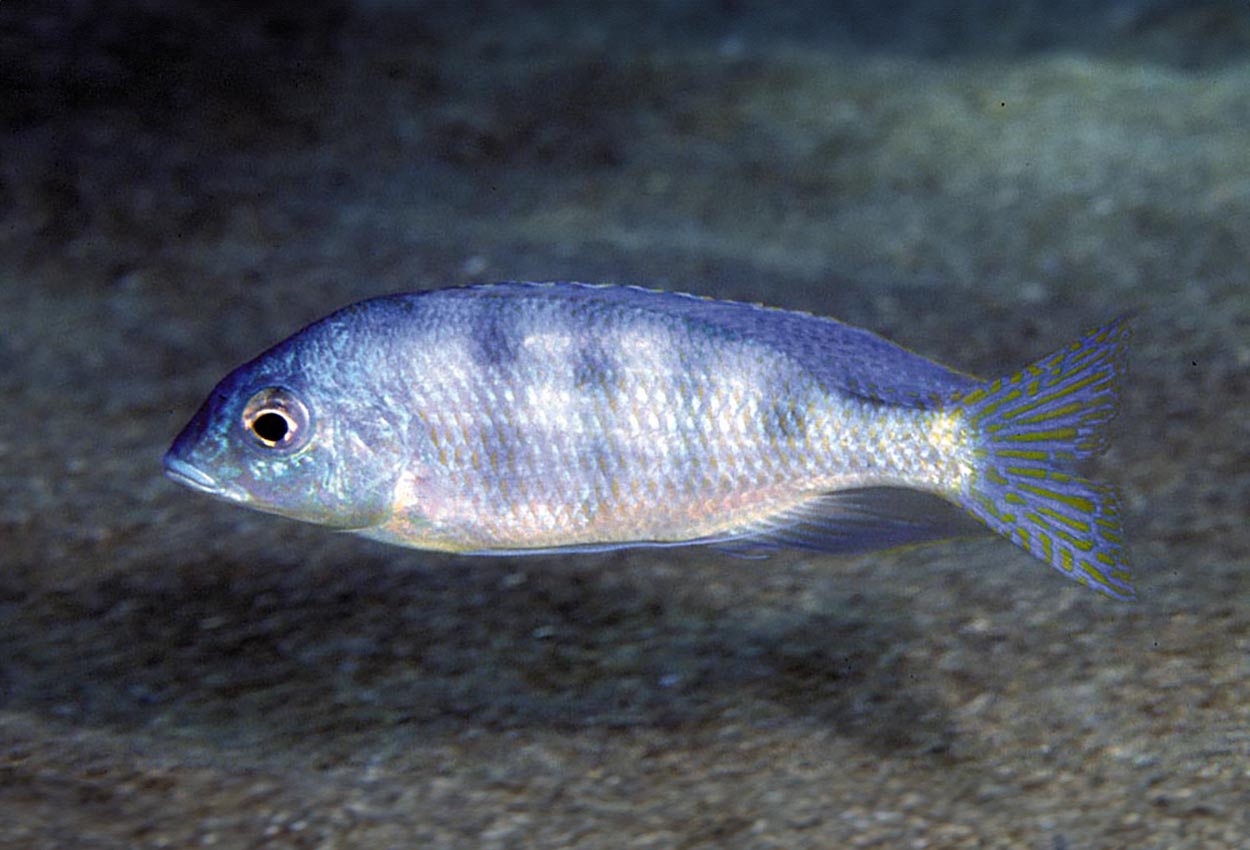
[952,317,1133,599]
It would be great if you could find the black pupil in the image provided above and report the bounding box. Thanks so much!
[252,411,290,444]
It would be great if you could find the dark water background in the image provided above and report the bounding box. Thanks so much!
[2,1,1249,848]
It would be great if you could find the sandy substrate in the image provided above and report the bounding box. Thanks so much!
[2,3,1249,848]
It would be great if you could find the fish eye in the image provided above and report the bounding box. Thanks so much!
[241,387,311,451]
[251,411,290,444]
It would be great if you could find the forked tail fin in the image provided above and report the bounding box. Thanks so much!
[952,317,1133,599]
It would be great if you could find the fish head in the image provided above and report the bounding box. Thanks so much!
[164,333,404,532]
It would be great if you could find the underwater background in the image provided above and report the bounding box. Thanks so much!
[2,1,1248,847]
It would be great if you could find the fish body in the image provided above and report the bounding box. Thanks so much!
[165,283,1133,598]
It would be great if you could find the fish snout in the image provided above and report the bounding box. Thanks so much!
[162,453,249,502]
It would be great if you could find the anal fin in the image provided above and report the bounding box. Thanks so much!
[708,487,987,558]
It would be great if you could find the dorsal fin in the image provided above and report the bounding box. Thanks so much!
[432,283,980,407]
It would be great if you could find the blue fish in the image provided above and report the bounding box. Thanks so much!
[165,283,1133,598]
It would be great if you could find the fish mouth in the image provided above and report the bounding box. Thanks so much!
[163,456,249,502]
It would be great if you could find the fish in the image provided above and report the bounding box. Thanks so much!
[164,282,1134,598]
